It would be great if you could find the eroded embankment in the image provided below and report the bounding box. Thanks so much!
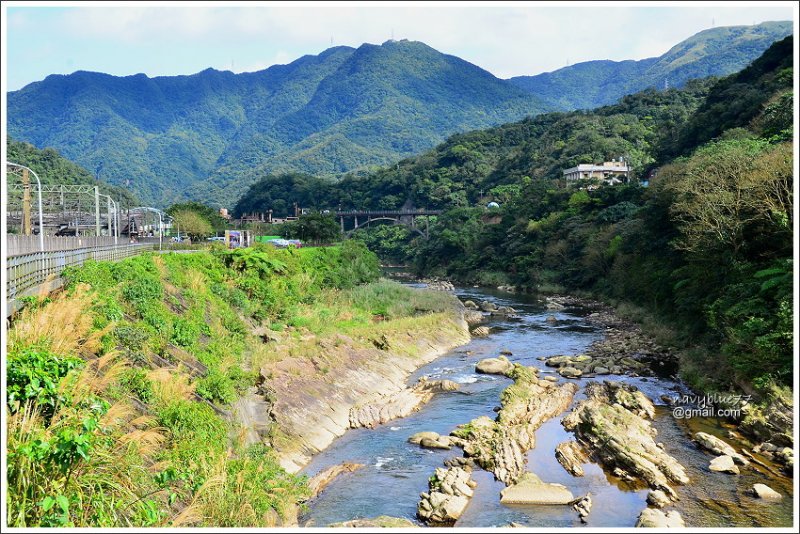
[237,301,471,473]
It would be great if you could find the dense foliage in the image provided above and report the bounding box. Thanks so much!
[8,40,550,206]
[508,21,792,111]
[352,37,795,394]
[6,241,388,527]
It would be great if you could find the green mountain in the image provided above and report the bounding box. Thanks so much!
[508,21,792,110]
[7,40,551,207]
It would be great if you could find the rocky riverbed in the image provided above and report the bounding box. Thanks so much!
[298,284,793,528]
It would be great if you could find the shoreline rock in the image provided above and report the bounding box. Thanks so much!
[417,466,476,525]
[349,379,460,429]
[555,441,589,477]
[307,463,365,499]
[635,508,686,528]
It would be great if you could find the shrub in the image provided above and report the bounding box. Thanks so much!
[6,347,84,419]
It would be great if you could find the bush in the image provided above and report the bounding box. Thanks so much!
[6,347,84,419]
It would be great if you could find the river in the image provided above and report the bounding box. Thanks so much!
[300,284,793,528]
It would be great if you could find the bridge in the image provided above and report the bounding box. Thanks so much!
[335,209,442,237]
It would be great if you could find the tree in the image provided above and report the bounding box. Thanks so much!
[281,213,341,244]
[171,209,213,241]
[166,202,228,231]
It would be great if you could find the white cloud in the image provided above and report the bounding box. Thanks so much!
[6,2,797,89]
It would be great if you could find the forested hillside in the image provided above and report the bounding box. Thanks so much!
[8,40,550,206]
[508,21,792,110]
[233,77,715,217]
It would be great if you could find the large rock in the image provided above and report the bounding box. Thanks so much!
[635,508,686,528]
[563,382,688,499]
[752,483,782,500]
[694,432,749,465]
[479,301,498,312]
[464,310,484,326]
[499,472,575,504]
[417,467,476,525]
[559,367,583,379]
[555,441,589,477]
[420,437,451,450]
[471,326,491,337]
[463,300,479,310]
[328,516,418,528]
[409,431,441,445]
[476,356,514,376]
[708,455,739,474]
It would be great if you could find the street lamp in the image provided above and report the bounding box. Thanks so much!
[6,162,44,252]
[99,193,119,244]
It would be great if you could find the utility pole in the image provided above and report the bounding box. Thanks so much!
[22,168,31,235]
[107,195,112,237]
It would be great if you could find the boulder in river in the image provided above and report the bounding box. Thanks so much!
[464,310,484,326]
[694,432,749,465]
[751,483,782,500]
[573,493,592,522]
[417,466,476,525]
[479,301,498,312]
[499,472,575,505]
[463,300,479,310]
[471,326,491,337]
[546,315,558,324]
[635,508,686,528]
[555,441,589,477]
[409,431,441,445]
[708,455,739,474]
[456,366,578,484]
[646,490,671,508]
[558,367,583,379]
[476,356,514,376]
[420,437,451,450]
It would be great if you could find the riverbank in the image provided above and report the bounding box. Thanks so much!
[245,299,471,473]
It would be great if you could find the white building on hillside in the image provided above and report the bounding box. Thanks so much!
[563,159,630,184]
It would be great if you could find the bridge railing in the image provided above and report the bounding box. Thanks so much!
[335,209,442,216]
[6,242,157,306]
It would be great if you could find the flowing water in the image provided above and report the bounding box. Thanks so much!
[300,285,794,528]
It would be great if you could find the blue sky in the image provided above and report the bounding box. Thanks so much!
[3,2,797,91]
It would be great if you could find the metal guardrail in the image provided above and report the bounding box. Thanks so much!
[6,243,157,303]
[5,235,162,256]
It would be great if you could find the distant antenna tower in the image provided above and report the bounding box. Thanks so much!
[711,18,715,28]
[664,77,669,90]
[391,27,395,40]
[330,36,333,46]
